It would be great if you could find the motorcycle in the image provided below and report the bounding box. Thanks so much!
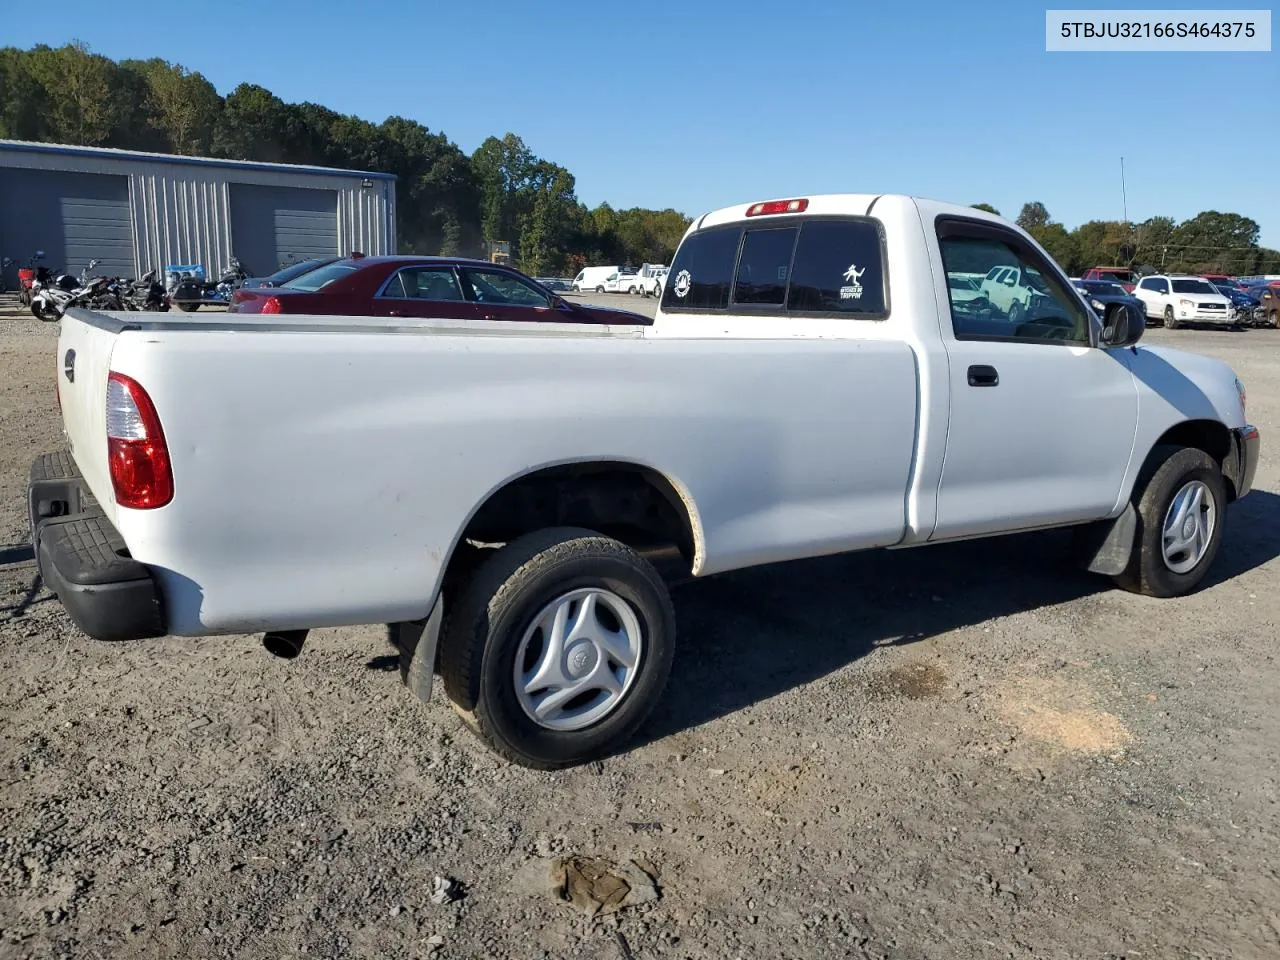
[30,259,104,321]
[125,270,171,311]
[17,251,55,308]
[171,256,247,312]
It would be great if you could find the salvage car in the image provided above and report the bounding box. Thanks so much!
[228,255,651,324]
[29,194,1259,769]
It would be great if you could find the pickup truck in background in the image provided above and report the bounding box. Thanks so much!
[29,193,1259,770]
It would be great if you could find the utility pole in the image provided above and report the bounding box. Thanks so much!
[1120,157,1128,225]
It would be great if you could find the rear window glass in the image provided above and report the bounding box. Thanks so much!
[786,220,886,315]
[662,226,740,310]
[733,228,797,306]
[282,263,358,291]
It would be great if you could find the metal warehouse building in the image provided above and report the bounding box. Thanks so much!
[0,139,396,286]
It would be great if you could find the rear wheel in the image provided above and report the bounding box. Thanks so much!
[595,285,605,294]
[1163,304,1180,329]
[438,527,676,769]
[1113,446,1226,597]
[653,283,662,300]
[177,302,200,313]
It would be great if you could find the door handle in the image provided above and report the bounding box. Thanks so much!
[967,364,999,387]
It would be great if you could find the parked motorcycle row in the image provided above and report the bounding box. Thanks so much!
[3,250,253,321]
[5,251,170,321]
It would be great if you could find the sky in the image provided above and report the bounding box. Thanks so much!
[7,0,1279,246]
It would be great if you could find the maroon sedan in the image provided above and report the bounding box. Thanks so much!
[228,256,651,324]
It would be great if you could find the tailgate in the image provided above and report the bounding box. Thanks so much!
[57,311,121,523]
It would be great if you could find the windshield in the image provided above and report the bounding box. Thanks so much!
[948,276,980,290]
[282,262,358,291]
[268,258,329,283]
[1097,270,1132,283]
[1170,278,1219,295]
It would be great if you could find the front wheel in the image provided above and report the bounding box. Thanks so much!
[438,527,676,770]
[595,285,605,294]
[1113,446,1226,598]
[176,302,200,313]
[1164,305,1180,329]
[31,300,60,322]
[653,283,662,300]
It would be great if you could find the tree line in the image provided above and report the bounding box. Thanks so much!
[972,202,1280,277]
[4,43,1275,280]
[0,42,690,275]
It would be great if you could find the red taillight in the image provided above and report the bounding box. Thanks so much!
[106,371,173,509]
[745,198,809,217]
[260,296,283,314]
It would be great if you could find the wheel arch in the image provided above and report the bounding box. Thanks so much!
[434,458,706,604]
[1146,419,1240,500]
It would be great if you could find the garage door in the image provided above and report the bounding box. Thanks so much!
[229,184,338,278]
[0,168,134,285]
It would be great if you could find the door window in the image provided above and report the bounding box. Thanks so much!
[379,267,465,301]
[462,269,552,307]
[938,229,1090,344]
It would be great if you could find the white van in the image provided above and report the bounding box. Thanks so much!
[572,266,622,293]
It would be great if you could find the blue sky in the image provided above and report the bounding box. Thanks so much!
[9,0,1279,245]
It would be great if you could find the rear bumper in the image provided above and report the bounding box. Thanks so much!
[28,451,165,643]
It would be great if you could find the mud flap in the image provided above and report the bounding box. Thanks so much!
[1074,504,1137,577]
[391,595,444,703]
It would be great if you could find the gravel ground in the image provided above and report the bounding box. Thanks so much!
[2,295,1279,960]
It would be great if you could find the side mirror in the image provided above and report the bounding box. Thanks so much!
[1101,303,1144,348]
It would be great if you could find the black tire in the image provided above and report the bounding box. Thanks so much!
[31,301,59,322]
[1008,300,1023,324]
[595,285,605,294]
[438,526,676,770]
[1113,446,1226,598]
[177,302,200,313]
[653,283,661,299]
[1163,304,1179,329]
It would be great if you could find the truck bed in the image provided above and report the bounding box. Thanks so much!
[56,307,920,636]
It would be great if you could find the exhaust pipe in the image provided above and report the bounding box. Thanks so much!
[262,629,309,659]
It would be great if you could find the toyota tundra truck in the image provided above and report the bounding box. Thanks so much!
[28,193,1260,769]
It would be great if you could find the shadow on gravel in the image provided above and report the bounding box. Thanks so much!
[628,488,1280,751]
[0,570,47,623]
[1201,488,1280,587]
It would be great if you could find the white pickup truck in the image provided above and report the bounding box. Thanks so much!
[30,193,1259,770]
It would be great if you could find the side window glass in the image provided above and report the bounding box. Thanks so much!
[384,267,464,301]
[463,269,551,307]
[381,271,408,299]
[787,219,887,315]
[939,233,1090,344]
[732,227,797,306]
[661,226,741,310]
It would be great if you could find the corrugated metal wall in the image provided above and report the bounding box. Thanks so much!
[0,142,396,279]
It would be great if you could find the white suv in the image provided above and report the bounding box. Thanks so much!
[1133,274,1233,329]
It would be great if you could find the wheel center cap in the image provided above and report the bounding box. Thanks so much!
[1182,515,1196,539]
[567,643,597,678]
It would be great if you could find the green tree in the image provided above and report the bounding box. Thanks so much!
[1016,202,1050,232]
[970,203,1000,216]
[122,58,221,154]
[213,83,289,161]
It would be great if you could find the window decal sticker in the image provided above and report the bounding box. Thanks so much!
[840,264,865,300]
[673,269,692,298]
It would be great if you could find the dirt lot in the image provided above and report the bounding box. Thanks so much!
[2,296,1278,960]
